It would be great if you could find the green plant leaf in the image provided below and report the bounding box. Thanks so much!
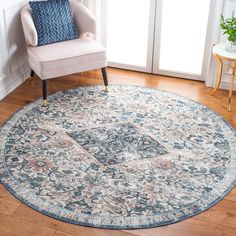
[229,34,236,41]
[220,15,236,41]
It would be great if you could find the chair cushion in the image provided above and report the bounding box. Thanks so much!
[29,0,78,46]
[27,37,107,79]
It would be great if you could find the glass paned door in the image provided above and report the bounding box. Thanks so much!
[100,0,213,80]
[153,0,212,80]
[101,0,156,72]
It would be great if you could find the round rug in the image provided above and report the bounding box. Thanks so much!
[0,86,235,229]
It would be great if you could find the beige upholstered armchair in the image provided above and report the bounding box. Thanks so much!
[21,0,108,106]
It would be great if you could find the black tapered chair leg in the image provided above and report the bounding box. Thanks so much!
[42,80,48,106]
[30,70,35,78]
[101,67,109,92]
[29,70,35,81]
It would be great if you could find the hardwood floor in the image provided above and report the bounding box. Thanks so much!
[0,68,235,236]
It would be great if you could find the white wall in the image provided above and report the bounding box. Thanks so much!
[0,0,30,101]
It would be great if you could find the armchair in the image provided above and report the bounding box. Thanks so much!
[21,0,108,106]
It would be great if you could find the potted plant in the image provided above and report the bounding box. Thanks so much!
[220,15,236,52]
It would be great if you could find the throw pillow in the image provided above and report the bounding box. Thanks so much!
[29,0,79,46]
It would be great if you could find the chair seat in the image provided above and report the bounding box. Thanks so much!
[28,37,107,80]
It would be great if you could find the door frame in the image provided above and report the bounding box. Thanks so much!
[100,0,157,73]
[99,0,220,82]
[152,0,217,81]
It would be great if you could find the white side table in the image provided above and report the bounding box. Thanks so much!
[211,43,236,111]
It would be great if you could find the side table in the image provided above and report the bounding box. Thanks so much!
[211,43,236,111]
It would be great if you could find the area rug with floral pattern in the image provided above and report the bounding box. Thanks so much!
[0,85,235,229]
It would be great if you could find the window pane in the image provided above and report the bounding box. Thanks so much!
[106,0,150,67]
[159,0,211,75]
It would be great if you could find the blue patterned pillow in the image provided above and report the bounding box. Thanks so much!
[29,0,78,46]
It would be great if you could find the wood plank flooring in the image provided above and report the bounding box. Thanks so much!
[0,68,235,236]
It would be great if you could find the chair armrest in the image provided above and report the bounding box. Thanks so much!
[70,0,96,36]
[21,4,38,47]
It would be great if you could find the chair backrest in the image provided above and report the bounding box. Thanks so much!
[21,0,96,47]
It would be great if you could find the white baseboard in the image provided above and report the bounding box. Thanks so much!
[206,72,236,91]
[219,80,236,91]
[0,69,30,101]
